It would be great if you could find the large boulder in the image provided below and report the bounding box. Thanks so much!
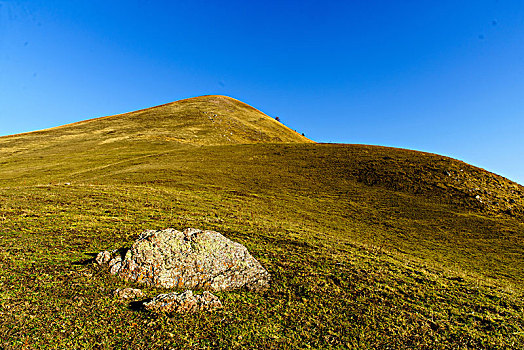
[97,228,270,291]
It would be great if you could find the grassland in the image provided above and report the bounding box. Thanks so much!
[0,96,523,349]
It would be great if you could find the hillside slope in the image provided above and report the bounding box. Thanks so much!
[0,95,312,157]
[0,97,523,349]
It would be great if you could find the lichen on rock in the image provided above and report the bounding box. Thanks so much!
[96,250,111,265]
[113,288,144,300]
[96,228,270,292]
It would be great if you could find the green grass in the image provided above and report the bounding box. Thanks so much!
[0,96,523,348]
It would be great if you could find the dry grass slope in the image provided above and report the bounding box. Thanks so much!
[0,95,311,156]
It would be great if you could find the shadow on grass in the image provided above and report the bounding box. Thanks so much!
[72,252,98,265]
[129,299,152,312]
[73,248,130,266]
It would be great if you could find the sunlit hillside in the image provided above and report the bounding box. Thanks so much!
[0,96,522,349]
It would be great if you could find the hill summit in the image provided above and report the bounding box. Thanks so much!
[1,95,312,151]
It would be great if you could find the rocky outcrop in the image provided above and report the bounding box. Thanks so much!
[144,290,222,313]
[97,228,270,292]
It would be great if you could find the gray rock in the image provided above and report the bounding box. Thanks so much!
[144,290,222,313]
[113,288,144,300]
[108,255,123,275]
[99,228,270,291]
[96,250,111,265]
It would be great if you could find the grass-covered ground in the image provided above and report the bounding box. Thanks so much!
[0,96,523,348]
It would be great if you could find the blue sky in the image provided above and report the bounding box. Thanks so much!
[1,0,523,184]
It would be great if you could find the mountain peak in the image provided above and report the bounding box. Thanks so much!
[1,95,313,149]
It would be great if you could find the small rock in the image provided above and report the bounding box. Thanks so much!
[109,255,123,275]
[113,288,144,300]
[144,290,222,313]
[96,251,111,265]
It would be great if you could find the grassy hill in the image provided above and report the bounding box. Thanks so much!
[0,96,522,349]
[0,95,310,151]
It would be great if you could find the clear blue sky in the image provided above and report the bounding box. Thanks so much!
[1,0,523,184]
